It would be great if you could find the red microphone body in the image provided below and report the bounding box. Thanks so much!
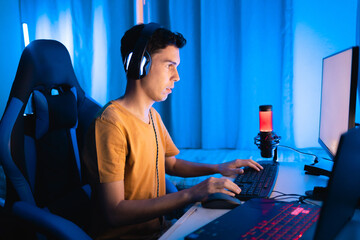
[254,105,280,159]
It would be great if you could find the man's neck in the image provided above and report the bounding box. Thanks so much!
[118,92,154,124]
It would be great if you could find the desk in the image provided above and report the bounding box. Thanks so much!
[160,152,360,240]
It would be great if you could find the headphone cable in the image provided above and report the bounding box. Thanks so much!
[150,110,159,198]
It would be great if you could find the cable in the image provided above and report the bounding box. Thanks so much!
[278,145,332,165]
[271,192,304,200]
[150,110,159,198]
[278,145,318,160]
[271,194,302,199]
[272,190,290,195]
[270,190,316,205]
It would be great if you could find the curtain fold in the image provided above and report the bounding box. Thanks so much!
[20,0,295,150]
[166,0,294,149]
[20,0,134,105]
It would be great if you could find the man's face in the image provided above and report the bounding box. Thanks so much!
[141,45,180,102]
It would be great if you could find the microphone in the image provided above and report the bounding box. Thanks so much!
[254,105,280,161]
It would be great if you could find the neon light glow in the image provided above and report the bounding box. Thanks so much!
[260,111,273,132]
[291,207,305,216]
[22,23,30,47]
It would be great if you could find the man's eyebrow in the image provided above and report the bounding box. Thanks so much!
[163,59,179,66]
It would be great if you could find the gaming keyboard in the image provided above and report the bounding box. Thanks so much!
[185,199,320,240]
[234,160,279,200]
[240,202,320,240]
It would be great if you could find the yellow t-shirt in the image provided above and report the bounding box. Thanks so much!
[84,99,179,239]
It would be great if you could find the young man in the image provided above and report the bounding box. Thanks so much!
[84,23,263,240]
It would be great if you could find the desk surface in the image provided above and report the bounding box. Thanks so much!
[160,151,360,240]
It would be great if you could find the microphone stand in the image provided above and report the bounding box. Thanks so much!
[273,146,278,163]
[254,132,280,163]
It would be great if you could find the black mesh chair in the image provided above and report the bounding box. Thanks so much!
[0,39,101,239]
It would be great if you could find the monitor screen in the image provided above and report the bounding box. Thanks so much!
[318,46,358,158]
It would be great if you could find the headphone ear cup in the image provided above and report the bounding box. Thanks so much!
[140,51,151,78]
[124,52,133,72]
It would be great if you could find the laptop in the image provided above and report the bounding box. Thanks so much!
[185,127,360,240]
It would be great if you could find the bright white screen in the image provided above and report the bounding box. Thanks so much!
[319,48,354,157]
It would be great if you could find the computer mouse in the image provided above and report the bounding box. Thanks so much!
[201,192,241,209]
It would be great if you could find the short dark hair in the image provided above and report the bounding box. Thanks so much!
[121,23,186,63]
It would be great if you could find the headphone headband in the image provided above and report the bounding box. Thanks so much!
[125,22,162,79]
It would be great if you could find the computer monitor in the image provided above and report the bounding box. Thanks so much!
[318,46,359,158]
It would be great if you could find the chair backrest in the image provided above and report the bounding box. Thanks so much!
[0,39,101,230]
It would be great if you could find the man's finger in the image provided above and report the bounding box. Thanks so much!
[247,161,263,171]
[222,179,241,194]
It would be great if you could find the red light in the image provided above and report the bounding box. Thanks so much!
[259,105,273,132]
[291,207,305,216]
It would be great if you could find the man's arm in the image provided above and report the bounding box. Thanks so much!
[165,156,263,178]
[97,176,241,227]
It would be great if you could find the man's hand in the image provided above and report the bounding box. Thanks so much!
[186,177,241,202]
[216,159,263,178]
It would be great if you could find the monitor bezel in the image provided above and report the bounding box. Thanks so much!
[318,46,359,159]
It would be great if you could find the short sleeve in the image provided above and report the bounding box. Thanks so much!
[163,125,180,157]
[152,109,180,157]
[95,117,127,183]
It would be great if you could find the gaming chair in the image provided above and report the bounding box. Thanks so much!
[0,39,100,239]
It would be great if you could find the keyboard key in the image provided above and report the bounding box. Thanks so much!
[234,161,279,200]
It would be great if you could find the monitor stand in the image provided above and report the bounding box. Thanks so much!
[305,186,328,201]
[304,159,333,201]
[304,164,331,177]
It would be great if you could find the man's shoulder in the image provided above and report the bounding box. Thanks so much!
[96,100,125,125]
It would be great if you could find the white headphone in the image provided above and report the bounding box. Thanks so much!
[123,23,161,79]
[124,52,148,77]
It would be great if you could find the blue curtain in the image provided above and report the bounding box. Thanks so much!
[20,0,134,104]
[153,0,294,149]
[20,0,295,150]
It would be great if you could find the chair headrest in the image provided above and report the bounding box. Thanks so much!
[7,39,85,108]
[32,86,77,139]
